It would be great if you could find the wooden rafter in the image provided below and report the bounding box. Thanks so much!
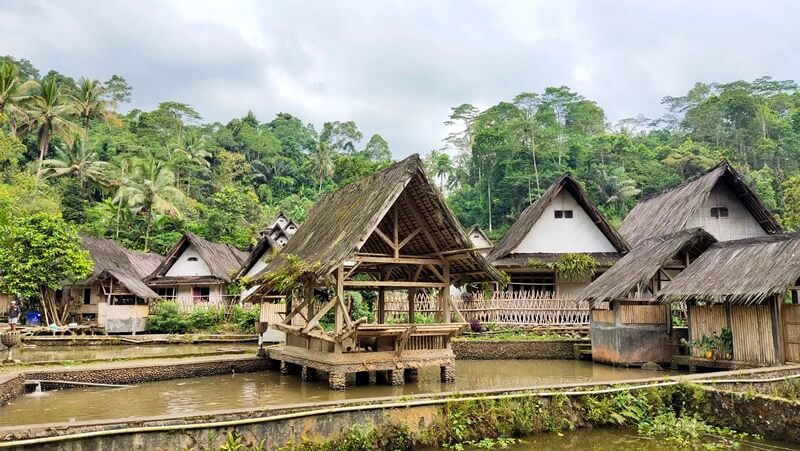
[343,280,447,288]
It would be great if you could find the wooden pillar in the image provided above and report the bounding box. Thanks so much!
[303,285,314,327]
[407,288,416,324]
[377,288,385,324]
[442,264,451,323]
[335,266,344,352]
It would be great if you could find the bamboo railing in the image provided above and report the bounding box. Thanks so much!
[383,291,607,326]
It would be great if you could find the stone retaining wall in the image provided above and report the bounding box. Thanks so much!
[0,373,24,407]
[452,339,586,360]
[0,356,268,406]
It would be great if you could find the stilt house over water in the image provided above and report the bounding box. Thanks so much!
[65,236,162,333]
[145,232,248,309]
[620,162,781,247]
[659,233,800,367]
[248,154,503,390]
[487,175,628,298]
[579,228,717,365]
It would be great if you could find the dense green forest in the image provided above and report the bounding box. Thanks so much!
[2,54,800,258]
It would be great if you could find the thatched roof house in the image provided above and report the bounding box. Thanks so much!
[146,232,248,286]
[620,162,780,247]
[659,233,800,305]
[468,225,493,249]
[657,233,800,366]
[250,154,503,290]
[487,174,628,295]
[237,234,281,302]
[80,235,162,299]
[580,228,716,306]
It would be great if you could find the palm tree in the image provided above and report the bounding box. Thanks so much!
[0,61,38,136]
[71,78,121,129]
[171,131,211,192]
[41,138,111,192]
[312,140,333,193]
[25,78,82,177]
[596,167,641,215]
[115,157,184,251]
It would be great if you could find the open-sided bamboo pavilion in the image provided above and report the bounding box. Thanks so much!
[659,233,800,367]
[248,154,504,389]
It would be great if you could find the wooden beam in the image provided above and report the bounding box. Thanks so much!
[353,255,444,265]
[378,285,386,324]
[335,266,344,352]
[449,297,466,323]
[398,228,421,250]
[302,296,338,334]
[343,280,446,288]
[344,261,362,280]
[393,207,400,259]
[373,227,395,249]
[400,191,441,254]
[336,293,354,329]
[426,264,445,282]
[395,325,418,357]
[441,264,451,323]
[283,295,313,325]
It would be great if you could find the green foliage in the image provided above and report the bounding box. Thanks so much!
[0,212,92,299]
[681,328,733,360]
[637,411,754,450]
[146,301,189,333]
[553,253,599,282]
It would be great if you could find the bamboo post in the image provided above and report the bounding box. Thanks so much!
[378,287,385,324]
[407,288,416,324]
[335,266,344,352]
[442,264,450,323]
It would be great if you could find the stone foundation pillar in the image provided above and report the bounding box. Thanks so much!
[404,368,419,382]
[388,369,405,386]
[440,363,455,383]
[280,360,291,375]
[329,371,347,390]
[369,371,377,385]
[301,366,316,382]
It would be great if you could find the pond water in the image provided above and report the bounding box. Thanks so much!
[445,429,800,450]
[9,343,250,363]
[0,360,672,426]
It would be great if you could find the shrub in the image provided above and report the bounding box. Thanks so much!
[147,301,189,333]
[187,307,225,332]
[231,305,260,333]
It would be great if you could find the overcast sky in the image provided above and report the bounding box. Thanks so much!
[3,1,800,157]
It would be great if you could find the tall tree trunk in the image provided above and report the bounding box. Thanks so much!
[531,132,540,198]
[36,124,51,179]
[144,210,152,252]
[114,201,122,239]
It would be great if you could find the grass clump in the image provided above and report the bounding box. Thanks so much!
[147,301,260,334]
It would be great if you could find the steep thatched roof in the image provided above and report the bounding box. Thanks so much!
[488,174,628,263]
[579,228,716,305]
[250,154,504,288]
[620,162,781,247]
[81,236,162,299]
[146,232,248,284]
[236,235,279,279]
[658,233,800,305]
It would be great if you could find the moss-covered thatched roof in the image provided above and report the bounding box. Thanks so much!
[658,233,800,305]
[579,228,716,306]
[620,162,781,247]
[250,154,504,289]
[81,235,162,299]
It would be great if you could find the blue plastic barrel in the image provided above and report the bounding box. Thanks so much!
[25,311,41,326]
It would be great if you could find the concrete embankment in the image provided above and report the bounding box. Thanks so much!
[1,365,798,450]
[0,355,269,406]
[452,339,587,359]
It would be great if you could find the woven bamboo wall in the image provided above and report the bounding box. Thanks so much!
[785,304,800,363]
[618,304,668,324]
[731,304,777,364]
[688,304,727,358]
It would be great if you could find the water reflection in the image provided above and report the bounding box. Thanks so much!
[0,360,674,427]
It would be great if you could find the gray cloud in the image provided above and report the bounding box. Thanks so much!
[2,0,799,156]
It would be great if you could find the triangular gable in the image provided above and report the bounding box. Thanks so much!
[468,226,493,249]
[620,162,781,247]
[488,175,628,261]
[237,235,279,280]
[251,155,504,287]
[146,232,247,283]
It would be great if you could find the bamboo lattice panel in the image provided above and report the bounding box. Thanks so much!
[731,304,777,364]
[784,304,800,363]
